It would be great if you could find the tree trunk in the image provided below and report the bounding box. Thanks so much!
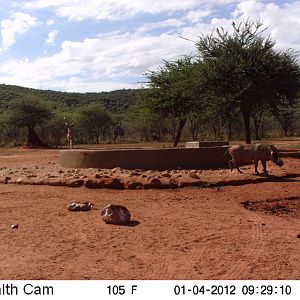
[27,127,47,147]
[242,110,251,144]
[188,117,198,141]
[211,121,217,140]
[252,111,263,140]
[253,122,260,140]
[173,118,187,147]
[283,122,288,137]
[227,122,232,141]
[252,116,260,140]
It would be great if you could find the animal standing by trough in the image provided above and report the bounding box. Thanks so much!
[113,122,125,143]
[228,144,284,174]
[64,116,74,149]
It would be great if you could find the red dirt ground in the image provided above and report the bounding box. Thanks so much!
[0,145,299,280]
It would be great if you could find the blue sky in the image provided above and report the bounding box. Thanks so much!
[0,0,299,92]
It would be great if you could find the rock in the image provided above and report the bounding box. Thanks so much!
[63,173,73,178]
[26,174,37,178]
[160,177,178,189]
[126,181,144,190]
[172,174,182,179]
[16,177,23,184]
[161,171,171,177]
[130,171,141,176]
[101,204,131,225]
[0,176,11,184]
[85,178,124,189]
[143,170,154,175]
[297,234,300,239]
[95,174,110,179]
[144,178,163,189]
[67,201,94,211]
[58,169,64,174]
[66,179,84,187]
[189,171,199,179]
[177,178,202,188]
[111,167,122,173]
[11,224,18,229]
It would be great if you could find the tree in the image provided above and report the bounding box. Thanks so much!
[196,20,300,143]
[145,56,201,146]
[77,105,112,143]
[6,97,52,147]
[273,106,296,137]
[38,113,67,147]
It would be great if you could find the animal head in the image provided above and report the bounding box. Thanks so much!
[270,145,283,167]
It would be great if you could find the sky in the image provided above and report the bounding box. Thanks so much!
[0,0,299,93]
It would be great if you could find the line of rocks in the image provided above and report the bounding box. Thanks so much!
[0,163,299,190]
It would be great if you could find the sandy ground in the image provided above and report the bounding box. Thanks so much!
[0,145,299,280]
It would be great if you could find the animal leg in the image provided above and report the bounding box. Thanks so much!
[236,162,243,173]
[254,160,259,174]
[229,159,234,172]
[262,160,268,174]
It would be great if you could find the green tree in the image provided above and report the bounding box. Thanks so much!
[38,112,67,147]
[145,56,201,146]
[77,105,112,143]
[196,20,300,143]
[273,105,296,137]
[6,97,52,147]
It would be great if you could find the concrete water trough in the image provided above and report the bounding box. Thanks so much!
[60,143,231,170]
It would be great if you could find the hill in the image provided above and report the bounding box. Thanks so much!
[0,84,144,114]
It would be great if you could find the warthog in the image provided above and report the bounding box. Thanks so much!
[101,204,131,225]
[228,144,283,174]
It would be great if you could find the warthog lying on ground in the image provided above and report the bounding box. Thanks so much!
[228,144,283,174]
[101,204,131,225]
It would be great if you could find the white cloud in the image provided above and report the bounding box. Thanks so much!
[136,19,184,35]
[232,0,300,50]
[53,77,136,92]
[46,29,58,45]
[0,12,38,50]
[0,27,195,91]
[185,9,214,23]
[1,0,299,93]
[47,19,55,25]
[23,0,237,21]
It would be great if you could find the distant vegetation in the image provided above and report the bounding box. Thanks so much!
[0,20,300,147]
[0,83,141,113]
